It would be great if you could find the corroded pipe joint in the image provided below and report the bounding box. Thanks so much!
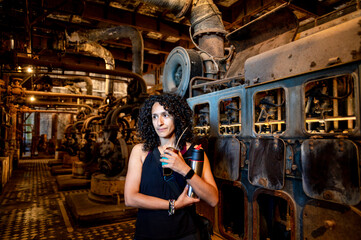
[68,26,144,75]
[86,26,144,75]
[143,0,192,18]
[77,42,115,69]
[190,2,227,39]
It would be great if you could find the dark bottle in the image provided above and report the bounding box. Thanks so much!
[162,147,179,176]
[187,145,204,198]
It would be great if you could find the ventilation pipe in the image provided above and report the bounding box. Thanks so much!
[75,42,115,95]
[140,0,192,17]
[68,26,144,75]
[67,26,144,96]
[141,0,226,58]
[189,0,227,58]
[64,76,93,95]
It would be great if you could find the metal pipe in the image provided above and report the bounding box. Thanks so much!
[68,26,143,74]
[189,0,226,58]
[73,120,84,130]
[68,26,144,95]
[64,76,93,95]
[1,55,145,85]
[188,76,244,97]
[82,115,102,132]
[110,104,134,126]
[18,109,78,114]
[277,88,282,131]
[104,109,116,129]
[26,102,93,111]
[76,42,115,95]
[25,90,104,101]
[141,0,192,17]
[10,36,15,50]
[141,0,226,60]
[87,26,143,75]
[333,77,339,130]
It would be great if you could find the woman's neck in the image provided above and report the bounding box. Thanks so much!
[159,134,176,148]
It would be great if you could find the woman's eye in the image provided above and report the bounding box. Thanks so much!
[152,115,158,119]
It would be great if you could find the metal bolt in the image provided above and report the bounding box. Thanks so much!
[324,220,336,230]
[323,190,333,200]
[258,178,268,187]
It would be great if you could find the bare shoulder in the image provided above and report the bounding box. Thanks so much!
[131,143,145,152]
[130,143,149,163]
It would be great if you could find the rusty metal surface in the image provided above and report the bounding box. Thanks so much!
[225,30,297,79]
[244,16,361,85]
[301,139,361,205]
[212,137,241,181]
[248,138,285,190]
[90,173,125,196]
[252,189,296,240]
[303,199,361,240]
[218,180,248,240]
[226,5,298,51]
[225,5,298,79]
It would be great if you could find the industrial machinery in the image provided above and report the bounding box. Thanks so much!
[0,0,360,237]
[158,1,361,240]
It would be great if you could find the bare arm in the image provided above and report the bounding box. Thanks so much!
[124,144,199,210]
[186,153,219,207]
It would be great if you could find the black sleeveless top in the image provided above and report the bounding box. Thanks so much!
[134,145,197,240]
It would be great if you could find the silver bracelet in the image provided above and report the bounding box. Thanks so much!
[168,199,175,216]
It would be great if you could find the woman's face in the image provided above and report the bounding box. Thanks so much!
[151,102,175,139]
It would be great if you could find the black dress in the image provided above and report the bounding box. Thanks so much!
[134,145,198,240]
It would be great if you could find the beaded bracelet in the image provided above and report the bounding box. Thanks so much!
[168,199,175,216]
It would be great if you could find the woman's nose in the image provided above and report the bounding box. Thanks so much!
[158,116,164,125]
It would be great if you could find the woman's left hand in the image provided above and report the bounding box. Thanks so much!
[160,149,190,176]
[175,185,199,209]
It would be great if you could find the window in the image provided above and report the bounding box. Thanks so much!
[219,97,241,135]
[193,103,210,136]
[254,88,286,134]
[304,74,355,134]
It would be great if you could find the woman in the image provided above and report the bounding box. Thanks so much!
[124,93,218,240]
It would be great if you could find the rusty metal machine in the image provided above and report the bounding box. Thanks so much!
[157,1,361,240]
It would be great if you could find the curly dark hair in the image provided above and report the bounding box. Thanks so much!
[137,93,193,151]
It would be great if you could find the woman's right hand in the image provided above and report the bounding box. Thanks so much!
[175,185,200,210]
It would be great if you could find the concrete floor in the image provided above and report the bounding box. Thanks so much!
[0,159,136,240]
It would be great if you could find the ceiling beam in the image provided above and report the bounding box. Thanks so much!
[82,1,191,42]
[104,37,183,55]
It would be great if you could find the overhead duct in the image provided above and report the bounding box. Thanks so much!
[142,0,226,58]
[68,26,144,75]
[142,0,227,97]
[75,42,115,96]
[189,0,227,58]
[75,42,115,71]
[62,76,93,95]
[67,26,144,96]
[140,0,192,17]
